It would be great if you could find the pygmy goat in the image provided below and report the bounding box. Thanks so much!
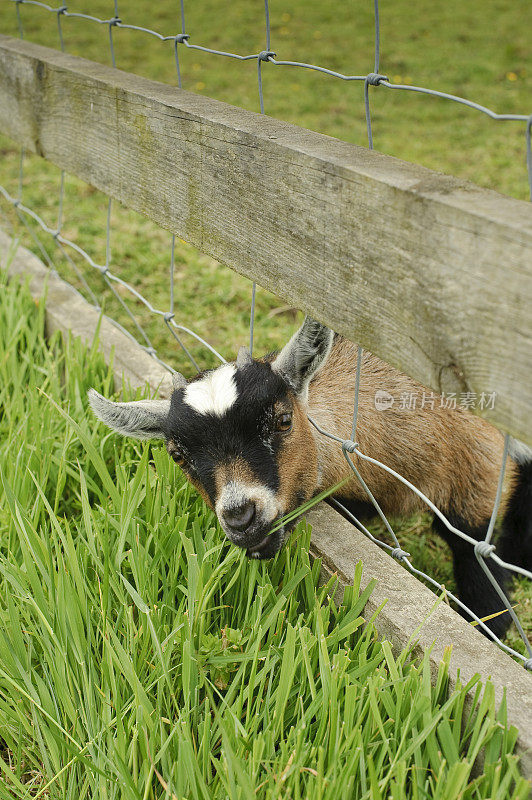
[89,318,532,637]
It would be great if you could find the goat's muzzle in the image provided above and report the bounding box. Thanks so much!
[222,501,256,533]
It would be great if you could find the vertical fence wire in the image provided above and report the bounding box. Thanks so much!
[248,0,274,357]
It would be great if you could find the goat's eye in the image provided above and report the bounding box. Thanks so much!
[276,412,293,433]
[168,446,186,467]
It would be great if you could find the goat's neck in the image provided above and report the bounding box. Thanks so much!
[306,393,353,493]
[306,338,361,492]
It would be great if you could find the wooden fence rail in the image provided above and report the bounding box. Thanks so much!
[0,34,531,442]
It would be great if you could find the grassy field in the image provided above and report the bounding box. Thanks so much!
[0,3,530,648]
[0,268,530,798]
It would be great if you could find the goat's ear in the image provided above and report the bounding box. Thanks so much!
[172,372,187,391]
[272,317,334,396]
[88,389,170,440]
[236,346,252,368]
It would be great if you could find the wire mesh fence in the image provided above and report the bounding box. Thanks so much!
[1,0,531,668]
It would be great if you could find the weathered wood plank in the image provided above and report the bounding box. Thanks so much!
[0,34,531,442]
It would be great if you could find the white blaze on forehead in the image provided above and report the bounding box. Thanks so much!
[183,364,238,416]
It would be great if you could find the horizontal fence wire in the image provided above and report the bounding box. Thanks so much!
[1,0,531,669]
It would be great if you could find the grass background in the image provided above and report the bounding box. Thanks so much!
[0,1,530,650]
[0,267,530,798]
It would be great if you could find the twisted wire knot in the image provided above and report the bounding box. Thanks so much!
[524,658,532,672]
[12,199,21,208]
[109,16,121,26]
[474,541,495,559]
[391,547,410,560]
[164,311,175,322]
[100,266,110,277]
[145,346,156,356]
[365,72,388,86]
[52,230,60,240]
[56,5,67,15]
[342,440,358,454]
[258,50,276,62]
[175,33,190,43]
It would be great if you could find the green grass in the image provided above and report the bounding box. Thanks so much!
[0,2,530,657]
[0,268,530,799]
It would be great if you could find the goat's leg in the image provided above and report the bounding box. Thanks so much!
[432,515,512,638]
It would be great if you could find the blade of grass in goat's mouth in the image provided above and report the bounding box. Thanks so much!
[267,478,350,536]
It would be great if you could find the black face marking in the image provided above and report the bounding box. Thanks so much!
[164,362,294,504]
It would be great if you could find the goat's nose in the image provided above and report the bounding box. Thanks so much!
[222,501,256,532]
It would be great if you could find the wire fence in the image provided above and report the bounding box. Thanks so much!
[1,0,532,669]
